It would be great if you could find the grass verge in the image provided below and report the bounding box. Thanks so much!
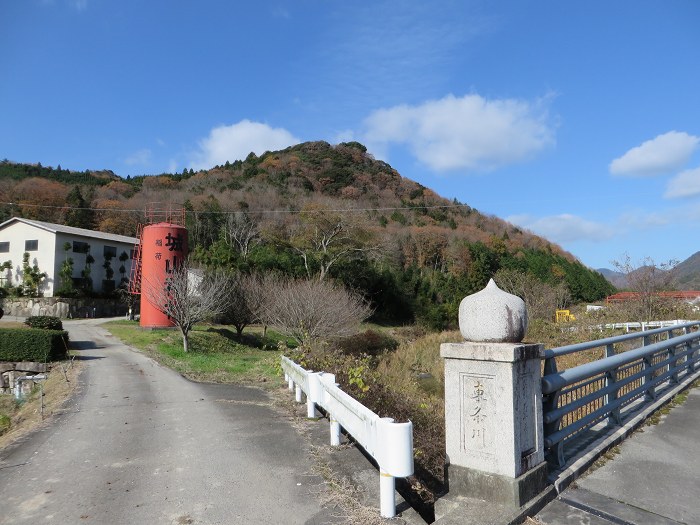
[0,357,82,449]
[102,321,291,386]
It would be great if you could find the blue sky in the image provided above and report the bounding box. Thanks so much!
[1,0,699,270]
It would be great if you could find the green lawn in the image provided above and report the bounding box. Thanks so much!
[102,321,293,386]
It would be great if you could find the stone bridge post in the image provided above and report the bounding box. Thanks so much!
[440,279,547,509]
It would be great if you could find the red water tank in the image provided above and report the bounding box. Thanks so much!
[139,223,188,328]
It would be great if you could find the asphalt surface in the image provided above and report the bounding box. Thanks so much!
[536,385,700,525]
[0,319,335,524]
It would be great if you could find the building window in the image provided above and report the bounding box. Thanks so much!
[73,241,90,254]
[25,240,38,251]
[130,249,136,259]
[103,245,117,258]
[0,242,8,253]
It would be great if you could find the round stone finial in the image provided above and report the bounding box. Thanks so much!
[458,278,528,343]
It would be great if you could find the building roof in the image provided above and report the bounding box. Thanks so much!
[0,217,139,244]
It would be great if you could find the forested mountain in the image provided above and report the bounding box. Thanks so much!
[0,143,614,327]
[674,251,700,290]
[598,251,700,292]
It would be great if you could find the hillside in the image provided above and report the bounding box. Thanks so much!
[0,142,614,327]
[673,251,700,290]
[596,268,627,289]
[598,251,700,292]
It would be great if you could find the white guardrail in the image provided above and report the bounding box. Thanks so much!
[280,355,414,518]
[603,319,690,332]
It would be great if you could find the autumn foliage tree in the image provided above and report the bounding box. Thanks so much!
[289,203,376,281]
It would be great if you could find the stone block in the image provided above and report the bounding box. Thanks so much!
[55,302,70,318]
[442,342,545,479]
[15,362,47,373]
[445,461,548,508]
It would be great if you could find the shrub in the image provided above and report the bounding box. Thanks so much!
[333,329,399,357]
[24,316,63,331]
[261,278,372,345]
[0,328,68,361]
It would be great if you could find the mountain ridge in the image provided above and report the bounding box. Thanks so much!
[0,141,614,325]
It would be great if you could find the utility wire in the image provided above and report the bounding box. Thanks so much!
[0,200,476,215]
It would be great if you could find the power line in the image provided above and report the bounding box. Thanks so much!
[0,200,475,215]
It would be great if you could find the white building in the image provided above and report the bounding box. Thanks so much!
[0,217,139,297]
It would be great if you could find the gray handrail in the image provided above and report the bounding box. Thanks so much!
[543,320,699,360]
[542,331,699,394]
[541,323,700,467]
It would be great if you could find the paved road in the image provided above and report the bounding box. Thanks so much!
[0,319,335,524]
[536,385,700,525]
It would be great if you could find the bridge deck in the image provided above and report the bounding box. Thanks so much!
[536,384,700,524]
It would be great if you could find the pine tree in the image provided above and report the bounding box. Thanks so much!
[64,186,95,229]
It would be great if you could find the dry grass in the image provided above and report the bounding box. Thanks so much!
[376,330,459,398]
[311,450,394,525]
[0,321,28,329]
[271,387,398,525]
[0,358,82,450]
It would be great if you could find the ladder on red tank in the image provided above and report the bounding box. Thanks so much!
[128,203,186,295]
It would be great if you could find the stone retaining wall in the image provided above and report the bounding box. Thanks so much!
[0,362,48,395]
[0,297,129,319]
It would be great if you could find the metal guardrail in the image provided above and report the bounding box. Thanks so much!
[601,319,691,332]
[280,356,414,518]
[542,321,700,466]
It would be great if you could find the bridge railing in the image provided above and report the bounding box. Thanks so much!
[280,356,414,518]
[541,321,700,466]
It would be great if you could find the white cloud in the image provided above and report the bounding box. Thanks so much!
[333,129,356,144]
[271,6,291,19]
[664,167,700,198]
[506,213,614,244]
[362,93,554,172]
[617,210,671,229]
[70,0,88,11]
[609,131,699,177]
[124,148,152,166]
[189,120,300,170]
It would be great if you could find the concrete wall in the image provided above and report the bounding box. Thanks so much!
[0,297,129,318]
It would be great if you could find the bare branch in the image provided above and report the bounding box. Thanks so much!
[260,277,372,345]
[142,261,232,351]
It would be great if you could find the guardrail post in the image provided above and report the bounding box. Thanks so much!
[306,373,321,418]
[605,343,615,358]
[669,344,680,384]
[295,383,302,403]
[542,390,564,467]
[643,355,656,400]
[689,336,699,373]
[320,373,342,445]
[379,470,395,518]
[606,367,622,425]
[439,280,547,509]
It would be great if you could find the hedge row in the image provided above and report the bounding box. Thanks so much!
[24,315,63,331]
[0,328,69,362]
